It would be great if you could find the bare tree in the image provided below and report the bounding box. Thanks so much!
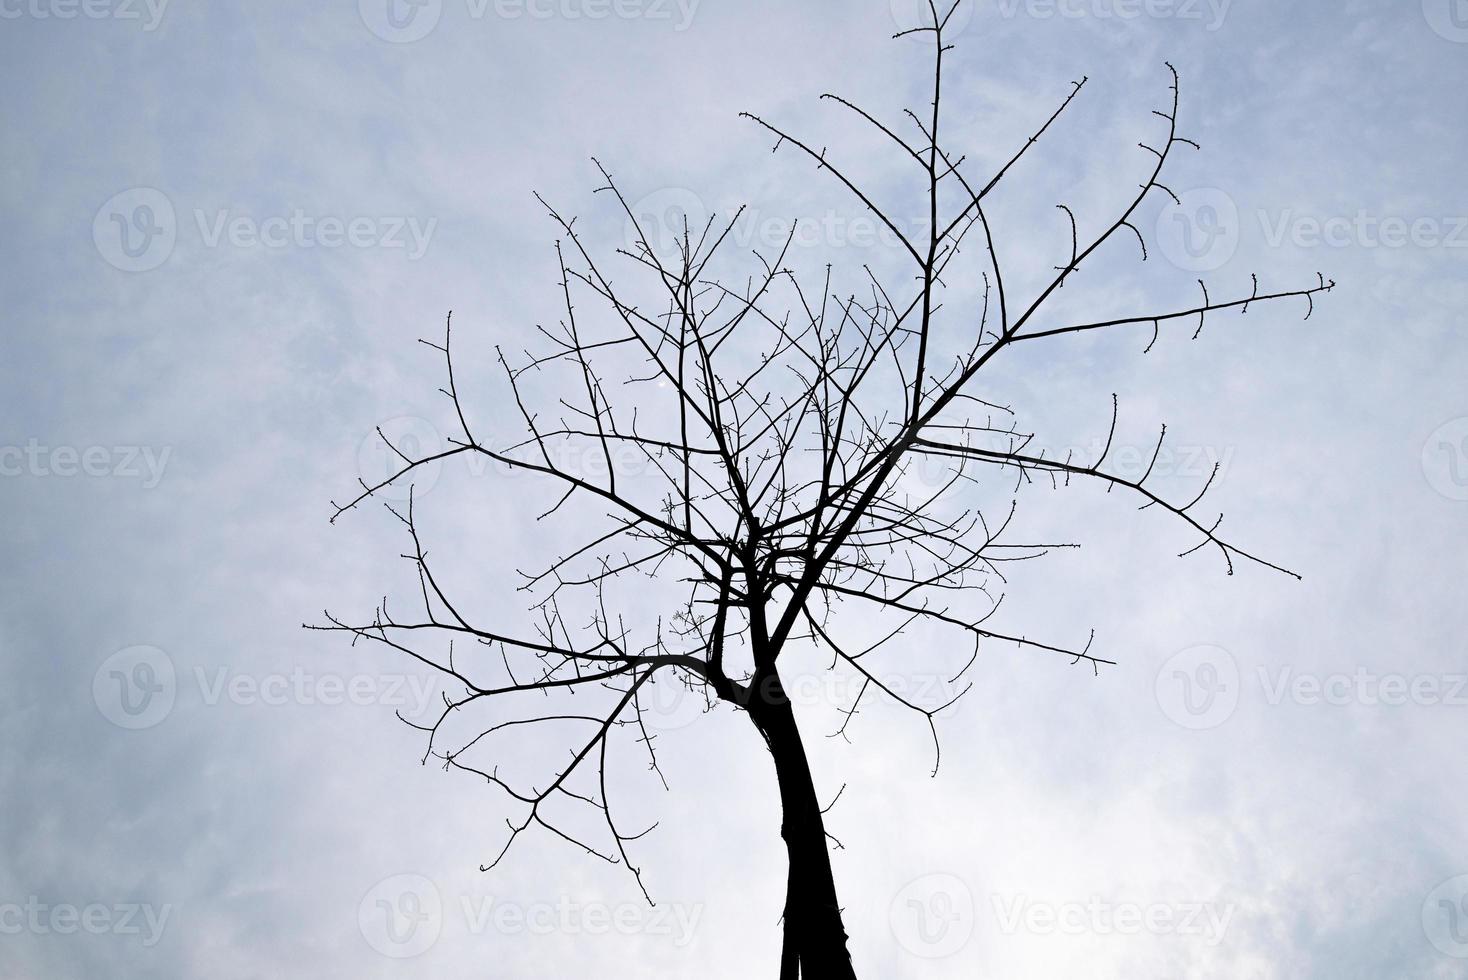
[313,2,1332,976]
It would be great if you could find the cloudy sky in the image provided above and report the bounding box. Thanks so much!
[3,0,1467,977]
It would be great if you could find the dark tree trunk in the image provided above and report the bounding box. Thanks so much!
[748,675,858,980]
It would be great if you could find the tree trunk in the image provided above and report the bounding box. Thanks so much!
[748,676,858,980]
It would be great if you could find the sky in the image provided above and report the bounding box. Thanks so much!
[2,0,1467,977]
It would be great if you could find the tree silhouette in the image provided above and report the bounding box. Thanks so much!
[313,2,1332,976]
